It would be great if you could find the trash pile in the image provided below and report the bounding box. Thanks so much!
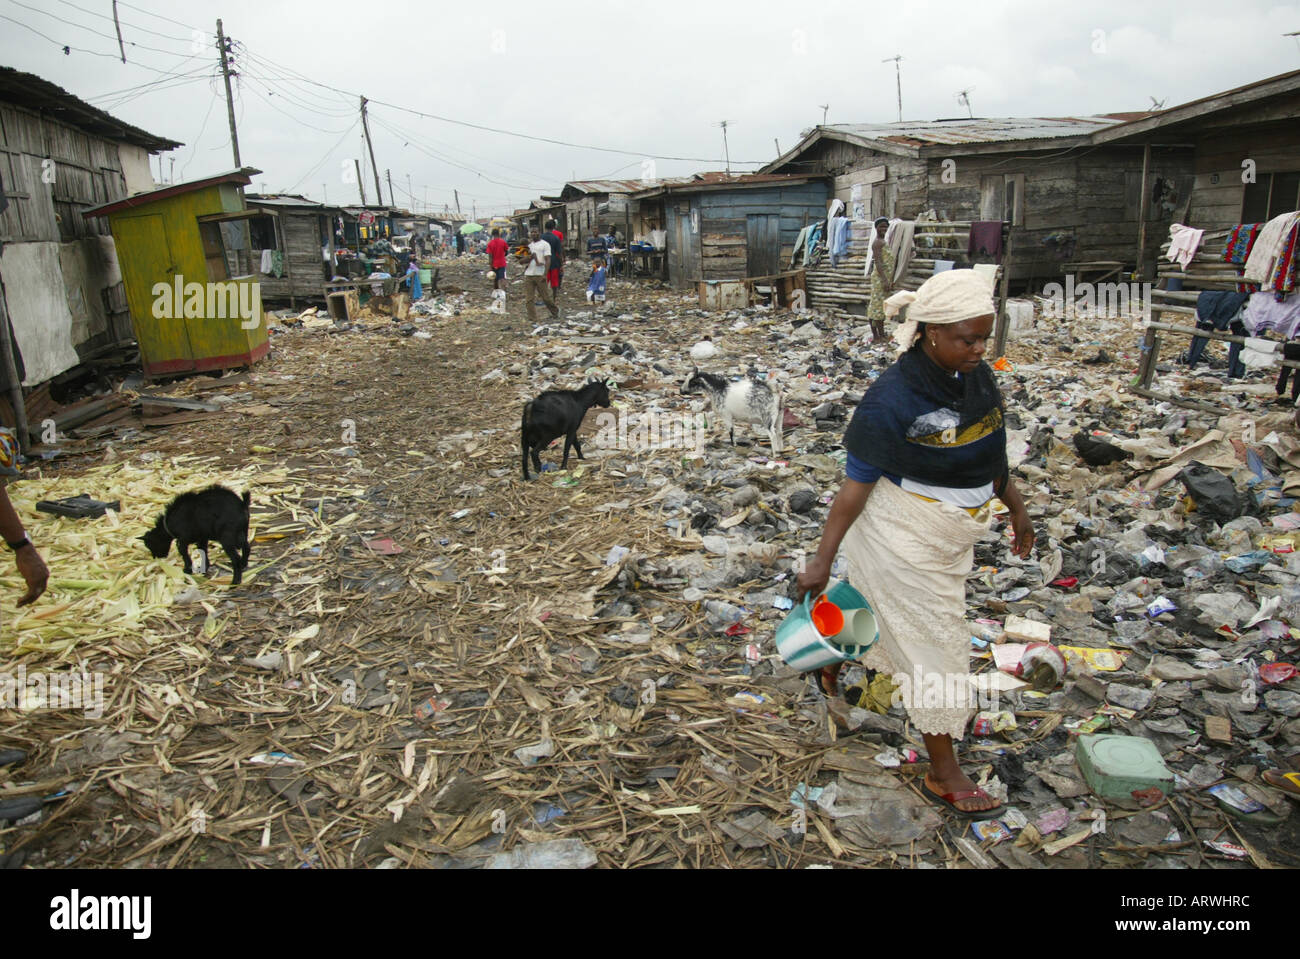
[2,256,1297,869]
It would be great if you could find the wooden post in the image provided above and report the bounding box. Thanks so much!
[992,223,1014,359]
[624,205,631,281]
[1135,143,1151,280]
[0,280,30,453]
[274,213,296,310]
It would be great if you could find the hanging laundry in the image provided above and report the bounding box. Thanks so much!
[968,221,1003,260]
[1243,290,1300,339]
[1265,220,1300,301]
[1244,211,1300,285]
[1222,223,1262,266]
[260,249,274,275]
[270,250,285,278]
[1166,223,1205,271]
[888,219,914,283]
[828,216,851,267]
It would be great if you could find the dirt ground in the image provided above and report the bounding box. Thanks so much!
[1,253,1294,869]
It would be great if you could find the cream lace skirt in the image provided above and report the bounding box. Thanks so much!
[843,477,990,739]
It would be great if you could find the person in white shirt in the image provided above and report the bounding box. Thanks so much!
[523,228,558,321]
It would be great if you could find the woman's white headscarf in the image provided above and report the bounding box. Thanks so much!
[884,269,996,354]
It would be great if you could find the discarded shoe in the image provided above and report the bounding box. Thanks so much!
[36,495,121,519]
[0,796,42,822]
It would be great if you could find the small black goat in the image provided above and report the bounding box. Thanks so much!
[521,379,611,480]
[139,485,252,585]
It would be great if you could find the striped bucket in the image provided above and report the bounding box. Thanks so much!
[775,580,877,672]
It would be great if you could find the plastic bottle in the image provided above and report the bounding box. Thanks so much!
[704,600,747,628]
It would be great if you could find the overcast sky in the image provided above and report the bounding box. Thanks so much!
[3,0,1298,218]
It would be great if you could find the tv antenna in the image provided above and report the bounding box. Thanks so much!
[717,120,732,175]
[1149,95,1166,109]
[955,87,975,118]
[882,55,903,122]
[818,103,829,125]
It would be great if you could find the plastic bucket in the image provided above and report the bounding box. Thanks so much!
[776,586,871,672]
[419,268,432,285]
[824,580,879,648]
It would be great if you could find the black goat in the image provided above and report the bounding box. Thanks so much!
[139,485,252,585]
[521,380,611,480]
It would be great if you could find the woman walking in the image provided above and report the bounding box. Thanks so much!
[797,269,1034,818]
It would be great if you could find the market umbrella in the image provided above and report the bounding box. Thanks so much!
[459,222,484,235]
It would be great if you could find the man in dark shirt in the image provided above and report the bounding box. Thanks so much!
[543,219,565,303]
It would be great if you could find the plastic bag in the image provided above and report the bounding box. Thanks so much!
[1177,461,1242,523]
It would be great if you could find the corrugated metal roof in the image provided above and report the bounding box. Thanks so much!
[822,114,1151,148]
[628,172,825,198]
[0,66,182,152]
[246,194,337,210]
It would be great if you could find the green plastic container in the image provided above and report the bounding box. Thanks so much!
[774,579,877,672]
[1075,734,1174,800]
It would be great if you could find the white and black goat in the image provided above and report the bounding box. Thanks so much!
[139,485,252,585]
[682,369,783,454]
[521,379,612,480]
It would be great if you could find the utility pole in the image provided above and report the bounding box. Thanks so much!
[112,1,125,62]
[882,55,903,122]
[322,182,327,203]
[354,159,367,205]
[216,20,241,168]
[454,190,461,214]
[386,169,395,209]
[774,138,781,156]
[407,174,413,209]
[360,97,383,205]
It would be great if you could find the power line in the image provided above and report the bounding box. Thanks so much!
[116,0,200,32]
[87,63,212,104]
[95,72,212,112]
[240,79,354,135]
[369,115,551,192]
[282,119,359,194]
[372,111,557,188]
[231,38,764,165]
[0,12,123,57]
[3,0,197,59]
[54,0,194,42]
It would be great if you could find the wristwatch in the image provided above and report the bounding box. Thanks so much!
[6,536,31,551]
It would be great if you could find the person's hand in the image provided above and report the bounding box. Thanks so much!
[1009,507,1035,560]
[796,554,831,603]
[15,545,48,607]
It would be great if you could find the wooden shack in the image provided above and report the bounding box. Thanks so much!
[763,114,1191,286]
[1091,69,1300,236]
[0,67,178,437]
[86,168,270,378]
[244,194,341,306]
[630,174,829,289]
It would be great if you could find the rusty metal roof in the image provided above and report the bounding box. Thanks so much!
[823,114,1151,149]
[629,172,826,198]
[0,66,181,152]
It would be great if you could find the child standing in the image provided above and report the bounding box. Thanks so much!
[586,258,607,304]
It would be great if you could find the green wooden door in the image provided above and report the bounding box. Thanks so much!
[114,214,195,372]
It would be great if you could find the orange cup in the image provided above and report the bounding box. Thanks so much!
[810,596,844,637]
